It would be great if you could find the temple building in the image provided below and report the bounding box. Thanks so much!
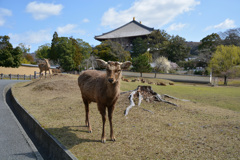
[95,17,154,51]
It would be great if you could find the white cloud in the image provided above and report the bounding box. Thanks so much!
[26,1,63,20]
[57,24,86,35]
[82,18,90,23]
[213,18,236,29]
[101,0,200,28]
[0,8,12,26]
[205,18,236,31]
[167,23,186,31]
[9,29,52,45]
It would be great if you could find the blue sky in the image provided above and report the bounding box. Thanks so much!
[0,0,239,53]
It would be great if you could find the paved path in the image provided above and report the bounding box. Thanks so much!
[0,80,42,160]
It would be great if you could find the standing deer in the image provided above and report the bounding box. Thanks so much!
[78,59,131,143]
[38,58,51,79]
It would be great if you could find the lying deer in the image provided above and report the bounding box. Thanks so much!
[52,66,62,75]
[78,59,131,143]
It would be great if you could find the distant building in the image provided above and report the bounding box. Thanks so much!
[95,17,154,51]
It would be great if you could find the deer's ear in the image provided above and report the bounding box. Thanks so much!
[96,59,108,68]
[121,61,132,70]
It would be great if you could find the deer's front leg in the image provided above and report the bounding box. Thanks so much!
[99,105,106,143]
[108,106,115,141]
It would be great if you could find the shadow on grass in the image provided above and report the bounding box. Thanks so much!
[46,126,101,149]
[218,84,240,87]
[23,79,41,87]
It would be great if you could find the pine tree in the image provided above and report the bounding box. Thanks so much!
[132,53,152,77]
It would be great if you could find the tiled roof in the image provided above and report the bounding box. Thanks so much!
[95,20,154,40]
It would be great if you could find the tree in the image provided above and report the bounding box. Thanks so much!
[0,35,22,67]
[18,43,30,56]
[165,35,190,63]
[198,33,222,66]
[186,42,201,56]
[36,43,50,59]
[70,37,84,70]
[220,28,240,46]
[148,30,170,60]
[48,32,92,71]
[49,31,60,63]
[25,54,35,64]
[131,37,148,57]
[18,43,33,64]
[154,56,171,74]
[148,30,189,62]
[56,37,75,71]
[209,45,240,85]
[132,53,152,77]
[94,40,131,62]
[75,38,92,60]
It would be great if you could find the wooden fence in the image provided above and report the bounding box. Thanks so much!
[0,71,47,80]
[122,71,211,84]
[1,70,211,84]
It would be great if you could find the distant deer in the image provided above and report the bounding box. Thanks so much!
[52,66,62,75]
[38,58,51,79]
[78,59,131,143]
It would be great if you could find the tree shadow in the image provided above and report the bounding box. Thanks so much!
[46,126,100,149]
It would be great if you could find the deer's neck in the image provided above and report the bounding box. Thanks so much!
[105,80,120,97]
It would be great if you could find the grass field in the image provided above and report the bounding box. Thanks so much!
[0,66,39,75]
[12,74,240,159]
[121,76,240,111]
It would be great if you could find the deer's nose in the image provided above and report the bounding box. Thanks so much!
[108,78,114,83]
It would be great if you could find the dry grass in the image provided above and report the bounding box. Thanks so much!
[12,74,240,160]
[0,66,39,75]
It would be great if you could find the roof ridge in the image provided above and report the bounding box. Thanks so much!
[95,20,154,39]
[132,20,154,31]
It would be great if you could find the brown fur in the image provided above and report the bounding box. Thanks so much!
[141,79,146,83]
[78,59,131,143]
[131,79,136,82]
[52,67,62,75]
[157,82,167,86]
[123,78,129,82]
[38,59,51,79]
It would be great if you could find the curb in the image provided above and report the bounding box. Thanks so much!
[5,86,78,160]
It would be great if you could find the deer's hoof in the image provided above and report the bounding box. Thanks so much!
[101,139,106,143]
[88,130,92,133]
[111,137,116,142]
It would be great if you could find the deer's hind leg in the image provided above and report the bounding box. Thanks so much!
[39,70,43,79]
[83,98,92,133]
[48,69,52,78]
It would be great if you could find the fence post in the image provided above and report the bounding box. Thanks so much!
[9,74,12,80]
[1,73,3,79]
[24,74,26,80]
[30,74,32,80]
[34,71,37,79]
[17,74,19,80]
